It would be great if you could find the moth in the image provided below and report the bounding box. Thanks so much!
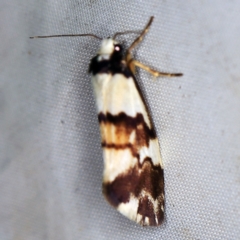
[30,16,182,226]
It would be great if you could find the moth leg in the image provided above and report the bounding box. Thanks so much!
[125,16,182,78]
[130,59,183,77]
[126,16,154,70]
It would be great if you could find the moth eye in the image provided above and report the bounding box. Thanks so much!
[114,44,121,52]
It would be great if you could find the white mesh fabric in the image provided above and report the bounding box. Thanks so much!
[1,0,240,239]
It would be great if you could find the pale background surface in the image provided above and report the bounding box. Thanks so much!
[1,1,240,239]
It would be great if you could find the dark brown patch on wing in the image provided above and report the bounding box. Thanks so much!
[103,157,164,226]
[137,195,164,226]
[102,142,132,150]
[98,112,155,137]
[138,196,155,226]
[98,112,156,149]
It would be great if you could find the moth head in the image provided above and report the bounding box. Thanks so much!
[98,38,123,56]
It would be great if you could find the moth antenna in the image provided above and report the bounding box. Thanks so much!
[128,16,154,52]
[29,33,102,40]
[113,30,142,40]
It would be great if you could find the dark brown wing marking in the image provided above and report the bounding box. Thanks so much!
[103,157,164,226]
[98,111,156,146]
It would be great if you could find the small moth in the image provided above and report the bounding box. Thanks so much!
[30,16,182,226]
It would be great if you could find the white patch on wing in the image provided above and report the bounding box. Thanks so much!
[144,217,150,225]
[117,196,139,222]
[92,73,152,128]
[103,148,138,183]
[149,138,163,167]
[136,213,143,224]
[92,73,112,113]
[139,139,163,167]
[129,130,136,144]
